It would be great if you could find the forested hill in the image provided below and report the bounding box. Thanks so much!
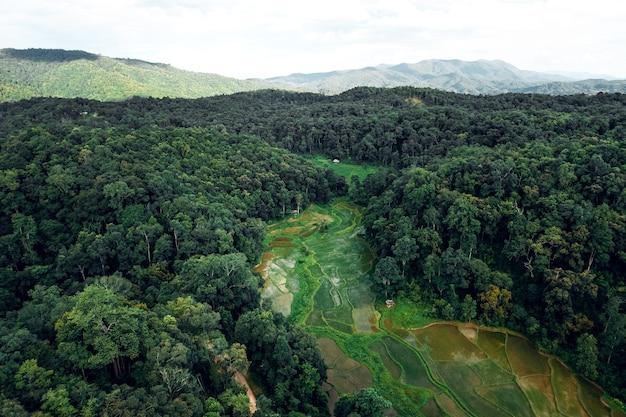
[0,48,274,101]
[4,87,626,168]
[2,87,626,414]
[3,48,626,102]
[0,92,347,415]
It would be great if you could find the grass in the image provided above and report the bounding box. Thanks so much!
[412,323,485,362]
[382,336,438,392]
[420,397,447,417]
[578,377,614,417]
[370,341,402,379]
[506,335,551,377]
[256,199,616,417]
[317,337,373,393]
[516,375,558,417]
[438,361,506,417]
[435,393,471,417]
[310,326,431,415]
[380,297,434,329]
[477,329,511,373]
[290,255,321,324]
[306,155,379,183]
[470,359,514,385]
[475,383,534,417]
[551,358,588,417]
[353,306,377,333]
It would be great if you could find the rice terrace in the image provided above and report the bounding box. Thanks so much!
[255,193,625,416]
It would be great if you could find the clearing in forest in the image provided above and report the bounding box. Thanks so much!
[256,201,622,417]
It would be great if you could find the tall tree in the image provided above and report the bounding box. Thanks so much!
[55,285,149,378]
[576,333,599,378]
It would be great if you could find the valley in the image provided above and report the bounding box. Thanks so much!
[3,87,626,416]
[257,199,625,416]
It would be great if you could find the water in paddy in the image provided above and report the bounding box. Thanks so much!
[254,201,618,417]
[256,201,377,332]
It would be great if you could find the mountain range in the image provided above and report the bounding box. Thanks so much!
[267,60,626,95]
[2,48,626,101]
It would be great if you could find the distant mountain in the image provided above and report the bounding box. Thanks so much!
[2,49,626,101]
[0,48,274,101]
[518,78,626,95]
[266,59,626,95]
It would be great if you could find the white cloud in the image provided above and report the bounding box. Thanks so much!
[1,0,625,78]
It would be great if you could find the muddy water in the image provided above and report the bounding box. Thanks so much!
[255,202,379,413]
[256,202,376,325]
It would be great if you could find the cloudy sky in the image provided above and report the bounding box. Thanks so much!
[3,0,625,79]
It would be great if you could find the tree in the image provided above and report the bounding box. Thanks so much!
[437,247,470,295]
[0,394,29,417]
[41,387,78,417]
[55,285,148,378]
[212,342,250,390]
[176,253,261,319]
[234,309,280,360]
[371,257,402,298]
[443,195,480,256]
[576,333,598,378]
[103,180,135,211]
[133,216,164,266]
[542,268,597,341]
[14,358,53,405]
[204,397,226,417]
[0,327,42,391]
[335,388,392,417]
[600,296,626,365]
[159,366,195,400]
[219,388,251,417]
[10,213,38,264]
[17,285,71,340]
[392,235,417,276]
[460,294,477,322]
[479,285,512,325]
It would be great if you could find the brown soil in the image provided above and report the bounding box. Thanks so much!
[253,252,274,279]
[269,237,297,248]
[323,382,339,416]
[458,325,478,343]
[234,372,257,414]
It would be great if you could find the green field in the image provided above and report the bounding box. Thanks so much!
[306,155,379,183]
[255,201,621,416]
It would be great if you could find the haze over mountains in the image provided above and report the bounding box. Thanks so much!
[1,48,626,101]
[267,59,626,95]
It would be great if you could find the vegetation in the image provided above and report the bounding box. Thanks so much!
[0,117,346,415]
[267,59,626,95]
[0,48,274,102]
[259,202,623,416]
[4,49,626,100]
[2,85,626,415]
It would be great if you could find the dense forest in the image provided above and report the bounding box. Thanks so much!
[2,87,626,414]
[0,113,345,415]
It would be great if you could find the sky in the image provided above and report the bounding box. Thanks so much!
[3,0,626,79]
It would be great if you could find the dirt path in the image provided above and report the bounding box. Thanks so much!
[234,372,257,414]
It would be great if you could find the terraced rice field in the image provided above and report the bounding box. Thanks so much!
[256,201,623,417]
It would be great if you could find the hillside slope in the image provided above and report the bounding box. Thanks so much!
[267,59,626,95]
[2,48,626,101]
[0,48,274,101]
